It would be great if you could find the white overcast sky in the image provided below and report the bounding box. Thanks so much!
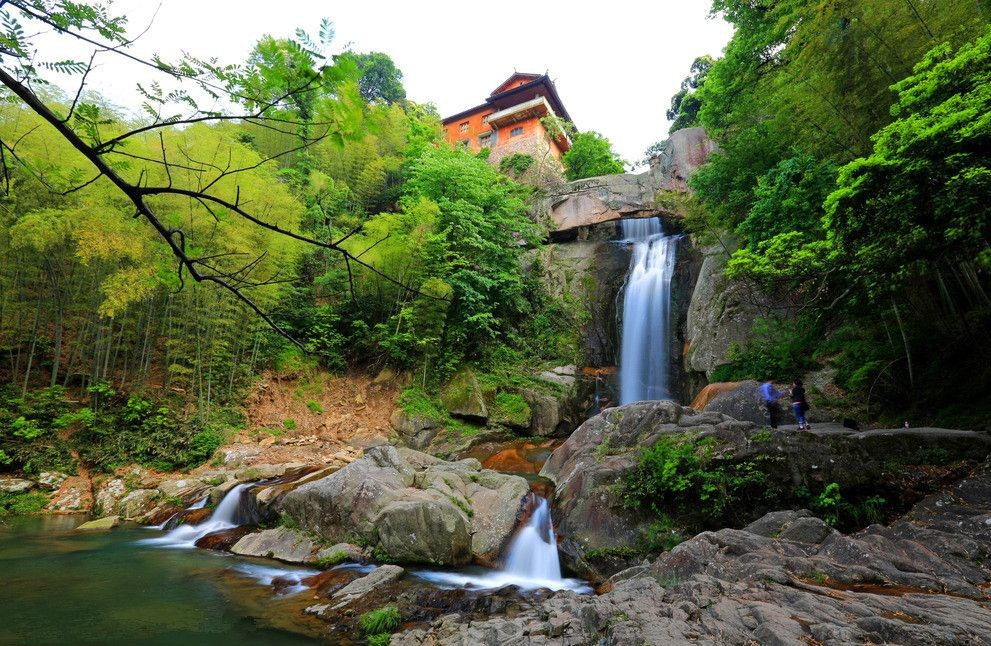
[38,1,733,163]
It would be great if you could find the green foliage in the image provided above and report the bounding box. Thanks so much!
[366,635,391,646]
[498,153,534,177]
[306,400,324,414]
[315,550,349,568]
[397,388,446,422]
[0,490,49,516]
[349,51,406,105]
[623,434,772,527]
[492,392,531,427]
[667,55,713,133]
[709,316,821,383]
[807,482,887,529]
[282,418,297,430]
[0,386,74,474]
[562,131,625,181]
[359,605,401,636]
[640,515,685,553]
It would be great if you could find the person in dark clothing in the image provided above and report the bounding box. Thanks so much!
[758,381,784,429]
[791,379,810,430]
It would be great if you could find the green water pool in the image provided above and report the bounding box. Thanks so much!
[0,515,326,645]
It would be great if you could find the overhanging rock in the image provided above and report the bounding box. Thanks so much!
[536,127,716,236]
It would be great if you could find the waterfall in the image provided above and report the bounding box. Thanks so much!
[503,494,562,581]
[143,483,252,548]
[618,217,678,404]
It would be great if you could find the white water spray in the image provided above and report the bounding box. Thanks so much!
[618,217,678,404]
[142,483,252,548]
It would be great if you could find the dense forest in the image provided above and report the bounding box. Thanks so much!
[667,0,991,426]
[0,3,609,479]
[2,0,990,485]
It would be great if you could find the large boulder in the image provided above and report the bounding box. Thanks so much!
[280,446,529,566]
[390,408,442,450]
[118,489,159,519]
[695,380,769,426]
[540,401,720,577]
[440,369,488,423]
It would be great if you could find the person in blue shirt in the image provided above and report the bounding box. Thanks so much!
[758,380,784,429]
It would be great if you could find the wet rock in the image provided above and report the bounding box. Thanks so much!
[36,471,68,491]
[0,477,35,493]
[76,515,119,531]
[314,543,366,565]
[161,506,212,529]
[230,527,318,563]
[195,526,255,551]
[324,564,405,610]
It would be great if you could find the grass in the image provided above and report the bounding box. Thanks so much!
[306,400,324,414]
[314,549,349,569]
[359,605,400,636]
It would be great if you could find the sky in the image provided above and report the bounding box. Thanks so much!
[37,1,733,163]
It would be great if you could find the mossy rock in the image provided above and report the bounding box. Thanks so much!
[490,391,532,430]
[440,369,488,423]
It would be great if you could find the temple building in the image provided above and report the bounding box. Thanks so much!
[442,72,573,177]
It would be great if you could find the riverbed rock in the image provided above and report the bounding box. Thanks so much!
[157,477,207,502]
[324,564,406,610]
[280,445,529,566]
[230,527,318,563]
[396,462,991,645]
[75,515,120,531]
[0,477,35,493]
[118,489,159,519]
[36,471,68,491]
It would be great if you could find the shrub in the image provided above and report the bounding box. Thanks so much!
[0,491,49,516]
[306,400,324,414]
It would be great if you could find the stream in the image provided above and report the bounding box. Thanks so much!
[1,441,589,643]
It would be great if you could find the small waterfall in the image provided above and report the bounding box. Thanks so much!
[143,483,252,548]
[618,217,679,404]
[503,494,562,581]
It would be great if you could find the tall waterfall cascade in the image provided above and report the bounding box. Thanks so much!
[618,217,679,404]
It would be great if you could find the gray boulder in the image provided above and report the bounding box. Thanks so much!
[391,408,442,450]
[280,446,528,566]
[440,369,488,422]
[0,477,35,493]
[697,380,770,426]
[230,527,318,563]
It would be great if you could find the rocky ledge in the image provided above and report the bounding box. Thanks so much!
[541,400,991,580]
[394,461,991,645]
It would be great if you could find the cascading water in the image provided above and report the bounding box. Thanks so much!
[502,494,561,581]
[142,483,252,548]
[412,492,590,593]
[618,217,679,404]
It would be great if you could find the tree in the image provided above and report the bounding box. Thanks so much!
[562,131,625,181]
[0,2,434,349]
[351,52,406,105]
[666,55,713,133]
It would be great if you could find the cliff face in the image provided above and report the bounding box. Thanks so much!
[531,129,713,404]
